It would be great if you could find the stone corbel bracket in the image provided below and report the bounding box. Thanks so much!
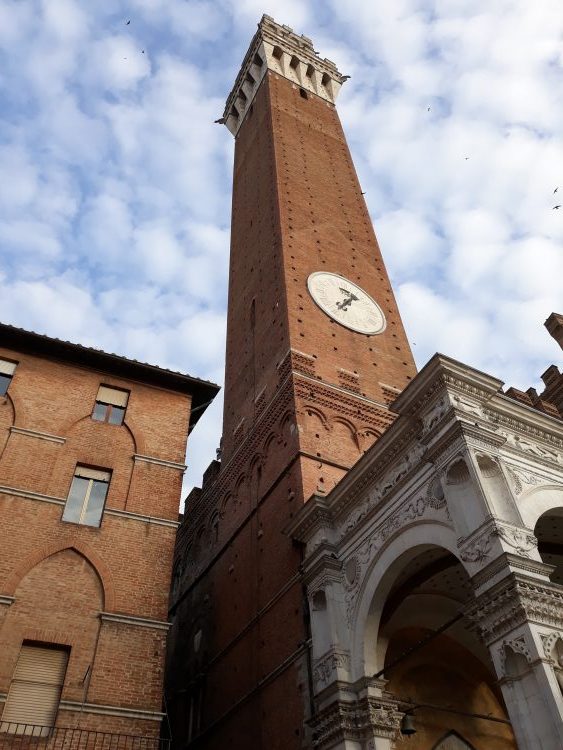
[222,14,347,136]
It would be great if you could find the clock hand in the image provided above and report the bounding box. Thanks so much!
[336,289,359,311]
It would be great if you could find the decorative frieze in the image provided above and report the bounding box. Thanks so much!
[342,492,442,625]
[504,463,547,495]
[310,697,402,748]
[312,649,351,690]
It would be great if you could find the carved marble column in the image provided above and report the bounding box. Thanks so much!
[467,572,563,750]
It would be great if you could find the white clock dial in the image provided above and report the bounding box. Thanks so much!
[307,272,386,335]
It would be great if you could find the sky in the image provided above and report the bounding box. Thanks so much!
[0,0,562,494]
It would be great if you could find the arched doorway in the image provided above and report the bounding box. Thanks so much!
[535,507,563,584]
[375,546,515,749]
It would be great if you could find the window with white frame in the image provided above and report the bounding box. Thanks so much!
[92,385,129,425]
[62,466,111,527]
[0,358,17,396]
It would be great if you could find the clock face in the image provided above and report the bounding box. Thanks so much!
[307,272,386,335]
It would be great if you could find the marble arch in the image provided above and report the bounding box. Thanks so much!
[518,485,563,530]
[351,521,462,680]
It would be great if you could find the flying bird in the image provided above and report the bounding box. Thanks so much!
[125,19,131,25]
[427,106,430,111]
[141,50,145,54]
[464,157,470,160]
[553,205,561,210]
[554,187,559,193]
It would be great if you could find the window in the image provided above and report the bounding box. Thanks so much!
[0,643,69,735]
[62,466,110,527]
[0,358,17,396]
[92,385,129,425]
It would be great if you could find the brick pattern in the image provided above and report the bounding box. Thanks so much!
[0,347,193,738]
[167,71,415,749]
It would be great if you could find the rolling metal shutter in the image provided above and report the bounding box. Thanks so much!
[0,645,69,735]
[96,385,129,407]
[0,359,17,376]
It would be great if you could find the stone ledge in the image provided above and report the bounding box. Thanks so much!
[0,485,179,528]
[59,700,165,721]
[100,611,170,631]
[133,453,187,472]
[0,485,65,505]
[10,426,66,444]
[105,508,179,529]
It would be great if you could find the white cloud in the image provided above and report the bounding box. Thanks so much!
[0,0,562,493]
[87,35,151,91]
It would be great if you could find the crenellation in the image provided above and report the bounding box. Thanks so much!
[222,14,346,135]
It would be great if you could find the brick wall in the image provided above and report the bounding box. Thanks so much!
[167,69,416,749]
[0,345,193,738]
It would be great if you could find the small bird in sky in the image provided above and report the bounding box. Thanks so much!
[553,205,561,210]
[427,106,430,111]
[125,19,131,25]
[554,187,559,193]
[464,157,470,160]
[141,50,145,54]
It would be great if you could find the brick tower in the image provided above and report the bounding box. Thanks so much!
[166,15,416,749]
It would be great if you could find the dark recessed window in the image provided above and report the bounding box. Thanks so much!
[299,88,308,99]
[92,385,129,425]
[0,359,17,396]
[62,466,111,527]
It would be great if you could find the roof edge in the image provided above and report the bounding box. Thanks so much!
[0,322,220,428]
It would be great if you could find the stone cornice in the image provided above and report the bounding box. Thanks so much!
[284,494,334,542]
[392,353,504,418]
[133,453,187,472]
[222,14,346,135]
[10,426,66,444]
[59,700,165,721]
[100,612,170,631]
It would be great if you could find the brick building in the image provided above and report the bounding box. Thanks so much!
[165,15,563,750]
[0,323,218,747]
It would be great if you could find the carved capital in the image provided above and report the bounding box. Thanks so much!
[310,697,402,748]
[466,575,563,644]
